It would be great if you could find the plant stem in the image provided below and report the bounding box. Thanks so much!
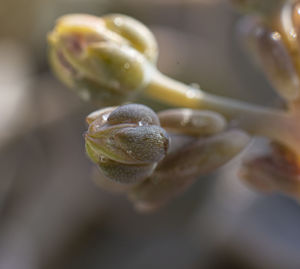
[144,70,300,156]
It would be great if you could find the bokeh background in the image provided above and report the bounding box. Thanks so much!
[1,0,300,268]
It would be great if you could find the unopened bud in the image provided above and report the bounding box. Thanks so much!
[85,104,169,183]
[158,109,226,136]
[292,2,300,46]
[102,14,158,63]
[239,15,300,101]
[129,129,250,211]
[48,14,158,105]
[240,141,300,197]
[278,1,300,52]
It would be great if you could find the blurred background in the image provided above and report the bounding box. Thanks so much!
[1,0,300,268]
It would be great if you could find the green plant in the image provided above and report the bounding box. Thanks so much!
[48,0,300,211]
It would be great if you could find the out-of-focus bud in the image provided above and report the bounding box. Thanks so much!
[292,2,300,46]
[278,1,300,52]
[102,14,158,63]
[85,104,169,184]
[230,0,284,14]
[48,14,158,105]
[239,141,300,197]
[239,15,300,101]
[129,129,250,212]
[158,109,226,136]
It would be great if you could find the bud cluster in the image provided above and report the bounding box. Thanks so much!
[129,109,250,211]
[86,105,251,211]
[48,8,300,211]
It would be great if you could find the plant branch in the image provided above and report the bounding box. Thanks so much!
[144,70,300,157]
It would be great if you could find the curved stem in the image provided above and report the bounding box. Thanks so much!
[144,71,300,155]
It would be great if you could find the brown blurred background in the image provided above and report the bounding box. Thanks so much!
[1,0,300,268]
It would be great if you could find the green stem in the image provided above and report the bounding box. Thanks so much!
[144,71,300,155]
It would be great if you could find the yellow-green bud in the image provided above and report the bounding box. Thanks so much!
[85,104,169,183]
[48,14,158,105]
[102,14,158,63]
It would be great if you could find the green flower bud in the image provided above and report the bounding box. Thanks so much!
[85,104,169,183]
[129,129,250,212]
[240,141,300,197]
[48,14,158,105]
[239,15,300,101]
[158,109,226,136]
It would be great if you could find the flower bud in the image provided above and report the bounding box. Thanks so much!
[129,129,250,211]
[239,141,300,197]
[277,1,300,80]
[292,2,300,47]
[278,1,299,52]
[158,109,226,136]
[48,14,158,105]
[85,104,169,183]
[102,14,158,63]
[239,15,300,101]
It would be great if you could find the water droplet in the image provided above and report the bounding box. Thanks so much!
[189,83,200,89]
[290,29,297,39]
[124,63,130,69]
[180,109,192,126]
[113,17,123,27]
[270,31,281,41]
[102,114,109,121]
[186,89,196,99]
[138,121,144,126]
